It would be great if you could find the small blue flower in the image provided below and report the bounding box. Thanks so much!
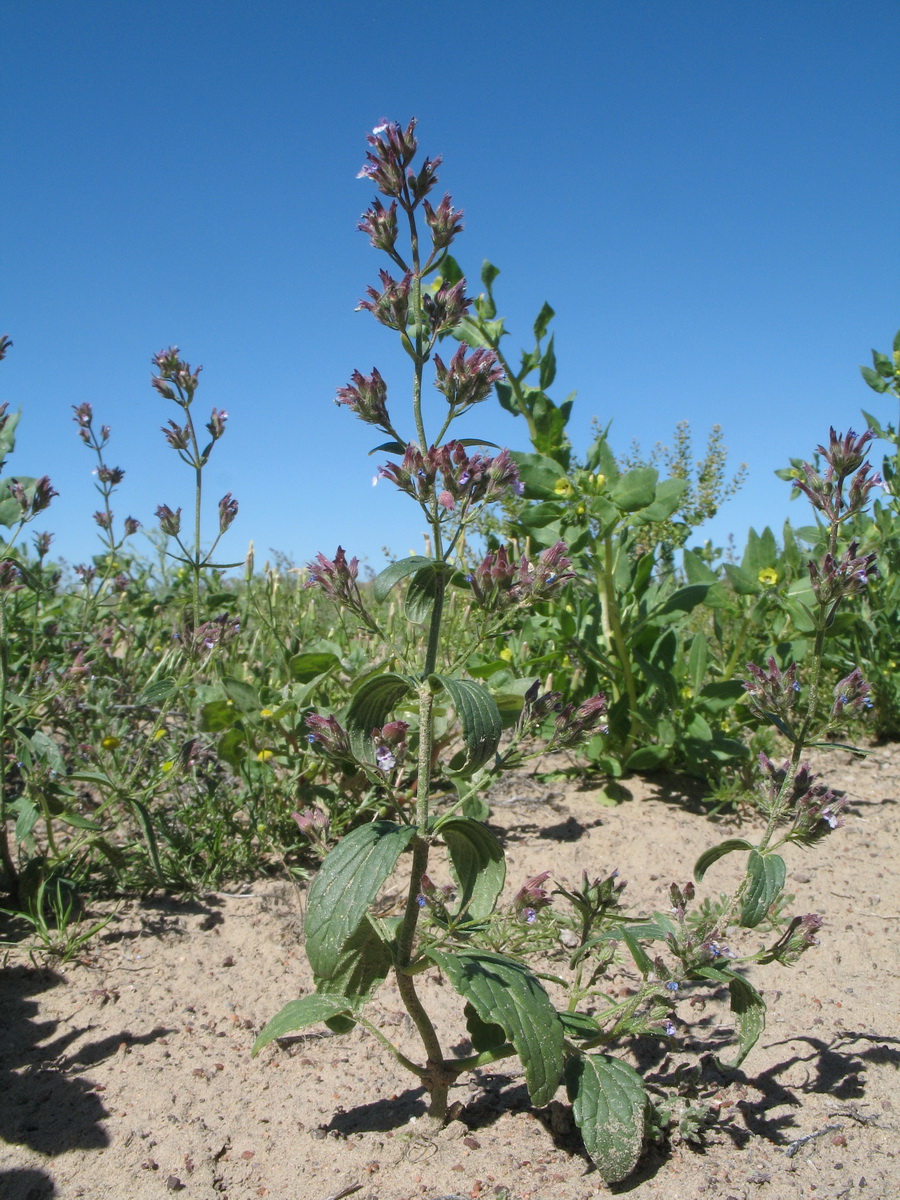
[416,894,426,908]
[665,981,679,992]
[663,1020,677,1037]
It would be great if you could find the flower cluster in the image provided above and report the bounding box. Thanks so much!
[513,872,552,924]
[356,119,440,203]
[335,367,391,430]
[379,442,522,513]
[181,613,241,658]
[808,540,878,606]
[372,720,409,772]
[758,913,823,966]
[550,693,608,749]
[8,476,57,518]
[468,541,574,611]
[433,345,504,412]
[758,753,847,842]
[305,712,352,761]
[794,427,882,522]
[742,657,801,721]
[151,347,202,405]
[305,546,364,606]
[831,667,872,720]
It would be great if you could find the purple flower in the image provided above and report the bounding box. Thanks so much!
[357,269,413,331]
[513,872,552,922]
[357,198,399,254]
[155,503,182,537]
[152,347,202,404]
[206,408,228,441]
[433,345,503,411]
[218,492,238,534]
[336,367,392,429]
[423,193,464,251]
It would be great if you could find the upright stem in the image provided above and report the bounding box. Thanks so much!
[602,533,639,753]
[0,598,16,896]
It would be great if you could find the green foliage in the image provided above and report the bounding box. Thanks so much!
[1,140,890,1186]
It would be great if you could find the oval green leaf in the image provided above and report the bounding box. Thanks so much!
[429,675,502,775]
[437,816,506,919]
[740,850,786,928]
[252,992,354,1056]
[306,821,416,982]
[565,1053,648,1183]
[693,838,753,883]
[427,948,564,1107]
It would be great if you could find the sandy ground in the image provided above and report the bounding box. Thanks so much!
[2,742,898,1200]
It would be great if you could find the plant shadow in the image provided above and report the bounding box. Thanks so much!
[0,959,174,1158]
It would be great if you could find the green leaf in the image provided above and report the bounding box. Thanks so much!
[252,992,354,1056]
[367,439,407,455]
[139,678,178,705]
[345,673,413,761]
[437,816,506,919]
[624,744,669,771]
[698,680,745,711]
[0,475,37,528]
[481,258,500,291]
[539,334,557,390]
[566,1053,648,1183]
[25,731,66,776]
[557,1010,601,1041]
[373,555,437,603]
[688,633,708,694]
[658,583,710,615]
[619,927,653,977]
[129,796,163,881]
[860,409,885,438]
[683,548,719,585]
[634,476,688,523]
[464,1001,507,1052]
[740,850,786,928]
[759,709,797,741]
[723,562,760,595]
[199,699,237,732]
[427,948,564,1107]
[223,676,261,714]
[533,301,555,342]
[509,451,566,499]
[693,838,753,883]
[693,971,767,1069]
[288,651,341,682]
[517,500,565,529]
[14,798,38,843]
[610,467,658,512]
[0,407,21,461]
[429,675,502,774]
[313,913,394,1023]
[216,727,247,769]
[404,563,441,625]
[305,821,416,983]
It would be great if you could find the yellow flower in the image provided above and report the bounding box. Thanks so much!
[257,749,275,762]
[152,729,166,742]
[259,708,274,719]
[553,477,573,497]
[758,567,778,587]
[101,736,120,750]
[161,760,175,774]
[498,647,513,663]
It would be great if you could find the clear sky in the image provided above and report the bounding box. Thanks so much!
[4,2,899,575]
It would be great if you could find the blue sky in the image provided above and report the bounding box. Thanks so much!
[4,2,899,575]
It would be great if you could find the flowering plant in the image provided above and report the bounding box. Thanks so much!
[254,122,877,1182]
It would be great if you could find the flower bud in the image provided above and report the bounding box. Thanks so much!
[218,492,238,534]
[155,503,182,536]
